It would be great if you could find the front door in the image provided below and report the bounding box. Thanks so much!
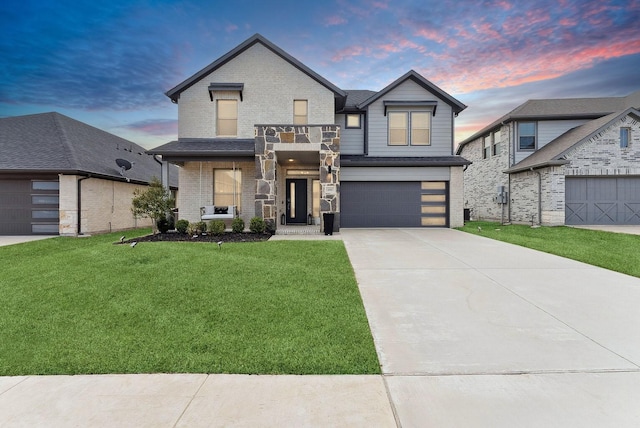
[286,179,307,224]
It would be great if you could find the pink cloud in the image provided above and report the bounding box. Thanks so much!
[324,15,347,26]
[331,45,365,62]
[415,27,446,44]
[225,24,238,33]
[371,1,389,9]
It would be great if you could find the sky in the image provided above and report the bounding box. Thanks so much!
[1,0,640,149]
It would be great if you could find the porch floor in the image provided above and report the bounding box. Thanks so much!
[275,224,322,235]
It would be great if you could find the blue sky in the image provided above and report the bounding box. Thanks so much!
[1,0,639,148]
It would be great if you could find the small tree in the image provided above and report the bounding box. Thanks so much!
[131,177,175,233]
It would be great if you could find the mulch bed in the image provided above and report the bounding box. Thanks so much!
[119,231,272,244]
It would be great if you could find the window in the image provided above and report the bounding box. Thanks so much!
[32,181,59,190]
[217,99,237,136]
[492,131,501,155]
[388,112,408,145]
[346,114,361,128]
[621,127,630,148]
[293,100,308,124]
[32,195,59,205]
[518,122,536,150]
[214,169,242,211]
[411,112,430,145]
[483,135,491,159]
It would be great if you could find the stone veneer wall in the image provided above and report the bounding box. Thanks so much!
[255,125,340,229]
[459,125,510,221]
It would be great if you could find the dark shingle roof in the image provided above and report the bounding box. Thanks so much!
[505,108,640,173]
[148,139,255,157]
[341,155,471,167]
[343,90,377,110]
[458,89,640,152]
[0,112,178,187]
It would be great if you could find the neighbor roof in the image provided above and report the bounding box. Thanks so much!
[165,33,347,108]
[0,112,178,187]
[504,108,640,174]
[457,89,640,153]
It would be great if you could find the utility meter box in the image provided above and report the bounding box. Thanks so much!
[497,186,508,204]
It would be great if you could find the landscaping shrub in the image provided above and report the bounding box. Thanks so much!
[249,216,266,234]
[195,221,207,234]
[208,220,226,235]
[265,219,276,235]
[231,217,245,233]
[175,219,189,234]
[156,215,170,234]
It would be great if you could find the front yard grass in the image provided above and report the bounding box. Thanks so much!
[458,221,640,278]
[0,230,380,376]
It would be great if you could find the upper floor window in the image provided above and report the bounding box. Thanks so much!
[411,112,431,146]
[492,131,501,155]
[518,122,536,151]
[388,111,431,146]
[216,99,237,136]
[483,135,491,159]
[293,100,308,125]
[621,127,630,148]
[346,114,361,128]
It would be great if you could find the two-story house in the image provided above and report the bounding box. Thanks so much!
[457,90,640,226]
[149,34,469,231]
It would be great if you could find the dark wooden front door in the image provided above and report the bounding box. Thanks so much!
[286,179,307,224]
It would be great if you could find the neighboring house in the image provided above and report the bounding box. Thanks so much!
[149,34,469,230]
[0,112,178,235]
[457,90,640,226]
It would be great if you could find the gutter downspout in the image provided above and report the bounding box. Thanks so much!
[77,175,91,236]
[531,167,542,226]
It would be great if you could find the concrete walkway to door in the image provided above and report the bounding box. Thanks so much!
[341,228,640,427]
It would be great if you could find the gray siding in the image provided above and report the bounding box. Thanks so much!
[341,166,450,181]
[538,119,589,148]
[335,113,365,155]
[366,79,454,157]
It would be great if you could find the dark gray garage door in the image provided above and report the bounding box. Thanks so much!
[341,181,448,227]
[0,179,60,235]
[565,177,640,225]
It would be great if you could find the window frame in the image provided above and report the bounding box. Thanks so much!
[410,111,431,146]
[213,169,242,212]
[620,127,630,148]
[345,114,361,129]
[482,135,491,159]
[387,110,432,146]
[216,99,238,137]
[293,99,308,125]
[492,131,501,156]
[518,122,537,151]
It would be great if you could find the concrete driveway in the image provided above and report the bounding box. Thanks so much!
[341,228,640,427]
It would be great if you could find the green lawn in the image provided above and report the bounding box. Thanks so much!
[458,221,640,278]
[0,230,380,376]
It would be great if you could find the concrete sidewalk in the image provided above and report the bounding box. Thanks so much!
[2,228,640,427]
[342,228,640,427]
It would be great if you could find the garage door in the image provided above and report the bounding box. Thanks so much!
[565,177,640,225]
[341,181,448,227]
[0,179,60,235]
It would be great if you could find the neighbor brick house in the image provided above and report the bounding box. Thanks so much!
[149,34,469,230]
[0,112,178,235]
[456,90,640,225]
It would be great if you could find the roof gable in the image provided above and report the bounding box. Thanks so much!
[458,91,639,151]
[0,112,178,186]
[505,107,640,173]
[165,34,346,105]
[356,70,467,114]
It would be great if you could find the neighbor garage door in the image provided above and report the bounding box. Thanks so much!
[0,179,60,235]
[565,177,640,225]
[341,181,448,227]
